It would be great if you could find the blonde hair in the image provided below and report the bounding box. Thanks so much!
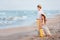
[37,5,42,9]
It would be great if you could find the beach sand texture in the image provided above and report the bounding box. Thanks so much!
[0,14,60,40]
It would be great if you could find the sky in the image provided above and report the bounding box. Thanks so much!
[0,0,60,10]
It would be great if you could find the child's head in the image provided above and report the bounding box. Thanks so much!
[37,5,42,11]
[41,14,46,24]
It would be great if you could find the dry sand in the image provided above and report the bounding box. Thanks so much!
[0,14,60,40]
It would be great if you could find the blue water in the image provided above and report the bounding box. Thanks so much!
[0,10,60,29]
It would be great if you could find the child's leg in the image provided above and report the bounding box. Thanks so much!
[36,19,41,36]
[42,26,52,36]
[36,19,45,37]
[36,19,42,29]
[39,29,45,37]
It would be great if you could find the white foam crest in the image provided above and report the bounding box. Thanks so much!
[0,16,28,25]
[13,16,28,20]
[7,16,27,20]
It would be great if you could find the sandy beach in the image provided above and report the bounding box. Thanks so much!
[0,14,60,40]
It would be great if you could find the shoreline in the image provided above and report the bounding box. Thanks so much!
[0,13,60,29]
[0,14,60,40]
[0,14,60,35]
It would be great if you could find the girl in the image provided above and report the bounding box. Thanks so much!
[41,14,52,37]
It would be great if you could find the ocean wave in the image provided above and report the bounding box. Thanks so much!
[0,16,28,25]
[7,16,28,21]
[0,16,28,21]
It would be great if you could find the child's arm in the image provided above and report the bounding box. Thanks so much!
[42,17,45,25]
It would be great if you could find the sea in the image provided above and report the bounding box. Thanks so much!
[0,10,60,29]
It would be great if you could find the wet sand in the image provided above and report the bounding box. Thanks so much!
[0,14,60,40]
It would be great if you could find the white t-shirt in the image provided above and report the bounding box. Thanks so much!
[37,10,45,19]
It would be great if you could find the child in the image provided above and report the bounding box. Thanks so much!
[36,5,52,37]
[36,5,45,37]
[41,14,52,37]
[36,5,44,29]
